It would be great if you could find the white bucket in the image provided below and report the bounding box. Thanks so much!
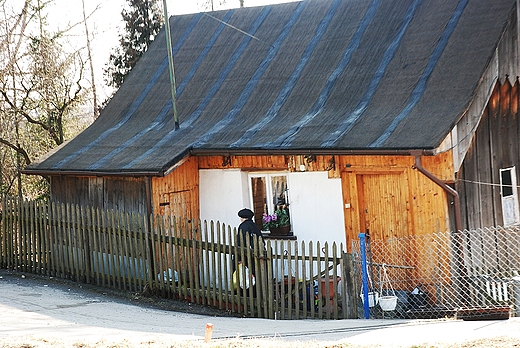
[379,295,398,311]
[360,291,379,307]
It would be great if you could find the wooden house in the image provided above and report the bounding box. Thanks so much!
[24,0,520,251]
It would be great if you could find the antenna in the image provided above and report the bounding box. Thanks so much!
[163,0,180,130]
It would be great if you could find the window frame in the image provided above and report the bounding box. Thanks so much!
[248,172,291,232]
[499,166,520,227]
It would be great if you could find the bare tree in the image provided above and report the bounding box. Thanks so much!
[0,0,89,198]
[81,0,99,119]
[198,0,227,12]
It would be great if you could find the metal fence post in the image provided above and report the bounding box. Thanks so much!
[359,232,370,319]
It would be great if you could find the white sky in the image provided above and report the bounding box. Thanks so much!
[43,0,299,101]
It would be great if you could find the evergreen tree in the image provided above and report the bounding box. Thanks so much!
[104,0,163,89]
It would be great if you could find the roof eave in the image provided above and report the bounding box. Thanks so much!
[190,147,437,157]
[21,169,164,178]
[21,148,437,178]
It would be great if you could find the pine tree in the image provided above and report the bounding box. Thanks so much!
[104,0,163,89]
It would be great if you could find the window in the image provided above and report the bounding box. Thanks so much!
[249,173,290,230]
[500,167,519,226]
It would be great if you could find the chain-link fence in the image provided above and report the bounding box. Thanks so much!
[352,226,520,320]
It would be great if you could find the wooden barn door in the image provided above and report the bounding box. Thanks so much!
[158,190,197,220]
[342,170,411,248]
[357,173,409,240]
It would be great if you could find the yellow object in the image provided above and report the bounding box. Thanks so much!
[232,262,255,290]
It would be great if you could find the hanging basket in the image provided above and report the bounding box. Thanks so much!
[379,295,398,311]
[360,291,379,307]
[379,263,398,311]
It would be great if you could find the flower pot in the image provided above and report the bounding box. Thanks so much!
[379,295,398,311]
[360,291,379,307]
[269,225,291,236]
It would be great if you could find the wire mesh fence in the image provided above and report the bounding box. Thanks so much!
[352,227,520,320]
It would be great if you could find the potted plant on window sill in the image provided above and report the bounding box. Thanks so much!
[262,208,291,236]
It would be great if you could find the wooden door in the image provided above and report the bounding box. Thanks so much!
[342,170,411,248]
[357,173,409,240]
[158,190,196,221]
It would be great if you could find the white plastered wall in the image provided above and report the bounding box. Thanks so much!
[199,169,346,286]
[199,169,346,244]
[287,171,345,246]
[199,169,249,228]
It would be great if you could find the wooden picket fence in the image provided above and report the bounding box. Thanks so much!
[0,196,356,319]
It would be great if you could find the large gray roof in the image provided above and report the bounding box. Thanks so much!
[25,0,515,175]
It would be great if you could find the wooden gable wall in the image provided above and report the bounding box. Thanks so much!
[457,77,520,229]
[450,6,519,172]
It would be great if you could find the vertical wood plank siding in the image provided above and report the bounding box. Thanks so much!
[152,156,199,220]
[197,152,452,242]
[0,196,356,320]
[457,77,520,229]
[50,176,147,215]
[338,154,452,247]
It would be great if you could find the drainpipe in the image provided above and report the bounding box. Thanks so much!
[413,154,468,304]
[413,154,463,232]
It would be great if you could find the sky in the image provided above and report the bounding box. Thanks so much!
[44,0,299,103]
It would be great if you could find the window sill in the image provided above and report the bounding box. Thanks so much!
[262,233,297,240]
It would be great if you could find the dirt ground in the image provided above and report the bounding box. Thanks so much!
[1,269,519,348]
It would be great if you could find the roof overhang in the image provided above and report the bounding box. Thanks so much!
[22,147,438,178]
[190,147,437,157]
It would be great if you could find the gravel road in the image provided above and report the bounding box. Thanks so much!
[1,269,519,348]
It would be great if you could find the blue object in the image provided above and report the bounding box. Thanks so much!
[359,233,370,319]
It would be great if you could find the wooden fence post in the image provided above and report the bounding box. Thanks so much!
[342,250,357,318]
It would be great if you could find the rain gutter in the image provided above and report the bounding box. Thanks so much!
[21,169,165,178]
[190,147,436,157]
[23,148,436,177]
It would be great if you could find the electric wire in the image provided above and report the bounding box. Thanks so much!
[203,12,273,48]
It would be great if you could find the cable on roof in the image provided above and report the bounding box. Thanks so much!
[203,12,272,48]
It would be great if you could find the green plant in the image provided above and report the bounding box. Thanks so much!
[262,208,290,230]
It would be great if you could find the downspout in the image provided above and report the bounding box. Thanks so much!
[413,154,463,232]
[413,154,467,305]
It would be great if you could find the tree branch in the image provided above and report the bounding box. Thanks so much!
[0,138,31,165]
